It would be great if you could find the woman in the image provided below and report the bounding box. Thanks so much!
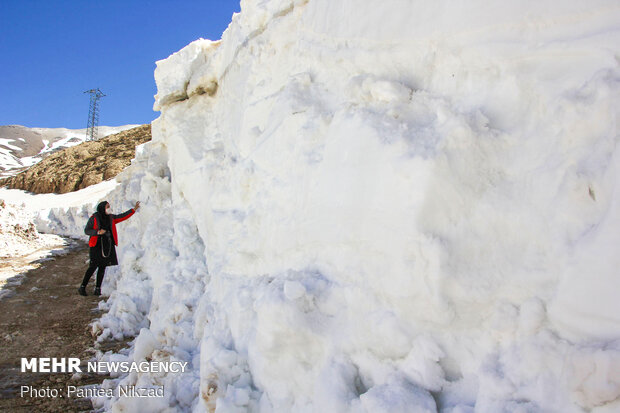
[78,200,140,296]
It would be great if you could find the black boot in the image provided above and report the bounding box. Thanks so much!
[78,285,87,296]
[93,287,101,296]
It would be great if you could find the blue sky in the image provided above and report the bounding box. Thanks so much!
[0,0,240,129]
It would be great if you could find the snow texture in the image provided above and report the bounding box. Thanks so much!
[35,1,620,412]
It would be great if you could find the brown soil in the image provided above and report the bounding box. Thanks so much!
[0,241,129,412]
[0,124,151,194]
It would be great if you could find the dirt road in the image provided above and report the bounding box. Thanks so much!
[0,240,128,412]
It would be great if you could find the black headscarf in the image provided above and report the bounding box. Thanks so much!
[96,201,112,230]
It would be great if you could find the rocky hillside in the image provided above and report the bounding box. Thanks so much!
[0,124,151,194]
[0,124,139,178]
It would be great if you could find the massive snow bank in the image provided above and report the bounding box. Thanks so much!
[57,0,620,411]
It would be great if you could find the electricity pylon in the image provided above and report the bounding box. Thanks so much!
[84,88,105,141]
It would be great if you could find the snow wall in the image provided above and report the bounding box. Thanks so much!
[57,0,620,411]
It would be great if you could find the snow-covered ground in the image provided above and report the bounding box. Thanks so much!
[0,200,65,288]
[0,180,118,213]
[0,181,119,286]
[0,124,139,177]
[23,0,620,412]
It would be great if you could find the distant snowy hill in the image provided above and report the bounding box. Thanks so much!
[0,124,139,178]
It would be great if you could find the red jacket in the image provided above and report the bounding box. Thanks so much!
[84,209,135,247]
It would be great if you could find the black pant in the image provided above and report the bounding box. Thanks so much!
[81,264,106,289]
